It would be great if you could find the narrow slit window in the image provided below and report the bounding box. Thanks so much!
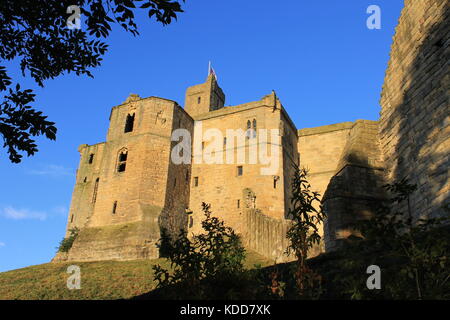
[88,154,94,164]
[112,201,117,214]
[70,215,74,223]
[194,177,199,187]
[124,113,135,133]
[92,178,99,203]
[185,171,189,182]
[198,97,201,104]
[237,166,243,176]
[237,199,240,209]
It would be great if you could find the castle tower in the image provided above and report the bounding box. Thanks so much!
[184,74,225,118]
[54,93,194,262]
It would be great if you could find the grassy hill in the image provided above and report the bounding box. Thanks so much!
[0,251,273,300]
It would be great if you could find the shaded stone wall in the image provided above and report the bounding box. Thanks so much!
[298,121,361,253]
[379,0,449,220]
[321,0,449,251]
[297,120,384,252]
[298,122,354,200]
[65,142,105,234]
[159,105,194,239]
[322,121,385,251]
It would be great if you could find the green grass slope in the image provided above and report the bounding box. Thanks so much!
[0,251,273,300]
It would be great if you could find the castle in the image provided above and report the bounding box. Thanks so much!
[54,0,449,263]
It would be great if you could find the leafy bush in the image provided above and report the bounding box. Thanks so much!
[152,202,251,299]
[284,167,326,299]
[57,227,80,253]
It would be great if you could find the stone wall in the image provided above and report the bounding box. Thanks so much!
[159,105,194,239]
[54,206,162,262]
[298,122,354,203]
[379,0,449,220]
[322,121,385,251]
[243,209,293,263]
[319,0,449,250]
[187,91,298,240]
[65,142,105,235]
[297,121,357,253]
[297,120,384,252]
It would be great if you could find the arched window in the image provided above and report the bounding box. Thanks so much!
[252,119,257,138]
[92,178,99,203]
[198,96,201,104]
[117,149,128,172]
[124,113,135,133]
[246,120,251,139]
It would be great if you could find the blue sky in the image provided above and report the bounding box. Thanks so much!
[0,0,404,272]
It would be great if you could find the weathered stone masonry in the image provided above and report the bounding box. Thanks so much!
[319,0,449,250]
[54,0,449,262]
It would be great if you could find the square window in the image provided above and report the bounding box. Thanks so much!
[237,166,243,176]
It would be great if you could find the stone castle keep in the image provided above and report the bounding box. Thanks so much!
[54,0,449,263]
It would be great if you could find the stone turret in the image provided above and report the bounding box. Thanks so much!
[184,74,225,118]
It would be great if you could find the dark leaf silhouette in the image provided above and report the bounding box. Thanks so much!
[0,0,185,162]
